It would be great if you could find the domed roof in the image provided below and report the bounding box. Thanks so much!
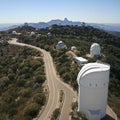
[90,43,101,57]
[30,31,35,35]
[91,43,100,48]
[58,41,64,44]
[77,63,110,85]
[12,31,17,34]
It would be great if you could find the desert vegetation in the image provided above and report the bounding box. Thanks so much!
[1,24,120,119]
[0,42,46,120]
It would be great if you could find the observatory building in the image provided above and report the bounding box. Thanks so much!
[74,57,88,66]
[12,31,17,35]
[77,63,110,120]
[56,41,67,50]
[30,31,35,36]
[90,43,101,57]
[71,46,77,51]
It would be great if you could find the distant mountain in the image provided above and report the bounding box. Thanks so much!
[28,18,120,33]
[89,23,120,32]
[0,18,120,34]
[25,19,120,34]
[107,31,120,37]
[28,18,82,28]
[0,24,20,31]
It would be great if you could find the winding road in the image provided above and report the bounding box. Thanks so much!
[8,38,117,120]
[8,38,77,120]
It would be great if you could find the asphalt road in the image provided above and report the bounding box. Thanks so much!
[8,38,77,120]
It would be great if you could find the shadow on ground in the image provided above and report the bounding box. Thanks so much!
[101,114,115,120]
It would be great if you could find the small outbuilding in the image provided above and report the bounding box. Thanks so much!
[74,57,88,66]
[90,43,101,57]
[56,41,67,50]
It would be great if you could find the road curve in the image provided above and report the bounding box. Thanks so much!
[8,38,77,120]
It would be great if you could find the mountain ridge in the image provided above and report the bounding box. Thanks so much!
[0,18,120,32]
[29,18,83,28]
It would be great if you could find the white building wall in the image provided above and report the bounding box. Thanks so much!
[77,63,110,120]
[79,85,108,117]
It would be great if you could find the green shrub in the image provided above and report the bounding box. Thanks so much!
[33,93,46,105]
[24,103,39,118]
[34,75,45,84]
[51,108,60,120]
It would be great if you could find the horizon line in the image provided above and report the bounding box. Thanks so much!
[0,18,120,24]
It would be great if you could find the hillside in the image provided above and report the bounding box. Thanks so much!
[0,41,46,120]
[1,25,120,119]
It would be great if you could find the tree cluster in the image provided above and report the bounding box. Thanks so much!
[0,44,46,120]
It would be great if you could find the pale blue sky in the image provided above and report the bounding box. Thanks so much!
[0,0,120,23]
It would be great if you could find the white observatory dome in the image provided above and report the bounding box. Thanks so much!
[90,43,101,57]
[12,31,17,35]
[30,31,35,36]
[56,41,67,50]
[77,63,110,120]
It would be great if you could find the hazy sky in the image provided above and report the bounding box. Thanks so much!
[0,0,120,23]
